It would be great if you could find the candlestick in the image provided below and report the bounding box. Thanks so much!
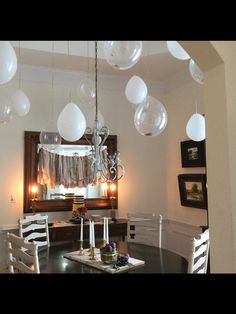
[78,240,84,255]
[80,217,83,241]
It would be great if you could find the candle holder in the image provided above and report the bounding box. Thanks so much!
[90,246,97,260]
[78,240,84,256]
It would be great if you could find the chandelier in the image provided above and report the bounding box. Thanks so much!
[84,41,125,183]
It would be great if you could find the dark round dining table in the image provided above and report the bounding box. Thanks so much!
[39,241,188,273]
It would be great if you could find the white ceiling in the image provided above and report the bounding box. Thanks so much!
[10,41,190,84]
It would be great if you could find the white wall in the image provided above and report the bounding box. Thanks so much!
[0,66,168,227]
[165,81,208,226]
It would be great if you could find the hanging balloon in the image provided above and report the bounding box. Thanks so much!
[189,59,204,85]
[39,130,62,150]
[0,41,17,85]
[11,89,30,117]
[134,95,168,136]
[0,95,13,123]
[57,102,86,142]
[77,77,95,105]
[186,113,205,141]
[103,41,142,70]
[86,107,105,129]
[167,41,190,60]
[125,75,148,105]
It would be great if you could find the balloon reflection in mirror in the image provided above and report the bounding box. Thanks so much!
[134,95,168,136]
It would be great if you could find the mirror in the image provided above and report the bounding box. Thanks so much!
[24,131,118,213]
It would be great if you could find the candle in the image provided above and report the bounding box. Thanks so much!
[80,218,83,241]
[92,221,95,247]
[103,217,106,241]
[106,217,109,244]
[89,220,92,245]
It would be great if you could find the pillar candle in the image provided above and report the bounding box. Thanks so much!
[92,221,95,247]
[103,217,106,241]
[106,217,109,244]
[80,218,83,241]
[89,220,92,245]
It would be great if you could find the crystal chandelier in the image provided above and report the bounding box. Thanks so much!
[84,41,125,183]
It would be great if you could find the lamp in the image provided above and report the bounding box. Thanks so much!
[84,41,125,183]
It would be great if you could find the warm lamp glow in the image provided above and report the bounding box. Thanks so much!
[31,185,38,194]
[110,183,116,192]
[31,185,38,199]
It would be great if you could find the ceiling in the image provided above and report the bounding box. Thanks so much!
[11,41,189,83]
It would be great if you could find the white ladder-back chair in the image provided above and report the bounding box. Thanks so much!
[188,229,210,273]
[6,232,40,273]
[127,212,163,248]
[19,214,50,249]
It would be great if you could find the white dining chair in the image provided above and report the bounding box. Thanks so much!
[188,229,210,273]
[6,232,40,273]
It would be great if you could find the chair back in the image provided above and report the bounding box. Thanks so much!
[6,232,40,273]
[127,212,163,248]
[188,229,210,273]
[19,214,50,249]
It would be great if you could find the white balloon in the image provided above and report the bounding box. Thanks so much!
[103,41,142,70]
[11,89,30,116]
[77,77,95,105]
[57,102,86,142]
[186,113,205,141]
[134,95,168,136]
[167,41,190,60]
[0,41,17,84]
[189,59,204,84]
[0,95,13,123]
[125,75,148,105]
[86,107,105,129]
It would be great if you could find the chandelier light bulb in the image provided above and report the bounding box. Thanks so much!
[186,113,205,141]
[134,95,168,136]
[103,41,142,70]
[57,102,86,142]
[189,59,204,85]
[11,89,30,117]
[0,41,17,85]
[125,75,148,105]
[167,41,190,60]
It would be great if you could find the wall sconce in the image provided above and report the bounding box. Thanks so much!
[109,183,117,222]
[31,185,38,200]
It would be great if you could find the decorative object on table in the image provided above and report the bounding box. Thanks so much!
[71,195,88,223]
[178,174,207,209]
[180,140,206,168]
[64,247,145,274]
[100,242,118,264]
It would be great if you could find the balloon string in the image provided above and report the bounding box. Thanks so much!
[195,100,198,113]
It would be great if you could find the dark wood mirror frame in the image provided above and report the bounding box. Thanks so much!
[24,131,118,213]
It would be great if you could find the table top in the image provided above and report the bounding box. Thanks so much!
[39,241,188,273]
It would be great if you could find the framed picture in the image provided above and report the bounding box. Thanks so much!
[178,174,207,209]
[180,140,206,167]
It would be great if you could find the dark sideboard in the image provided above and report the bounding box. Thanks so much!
[49,219,127,242]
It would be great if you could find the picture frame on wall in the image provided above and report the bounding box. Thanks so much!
[178,174,208,210]
[180,140,206,167]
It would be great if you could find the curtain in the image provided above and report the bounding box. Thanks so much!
[37,148,93,188]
